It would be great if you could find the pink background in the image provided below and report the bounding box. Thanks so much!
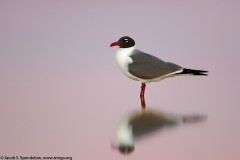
[1,0,240,159]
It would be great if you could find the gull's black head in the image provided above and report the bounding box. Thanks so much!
[110,36,135,48]
[118,145,135,154]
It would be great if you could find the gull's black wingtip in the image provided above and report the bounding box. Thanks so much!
[178,68,209,76]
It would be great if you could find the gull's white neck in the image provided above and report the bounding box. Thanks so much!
[116,46,135,56]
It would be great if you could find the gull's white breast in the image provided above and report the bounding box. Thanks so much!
[115,46,139,81]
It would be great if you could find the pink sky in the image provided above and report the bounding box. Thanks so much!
[1,0,240,159]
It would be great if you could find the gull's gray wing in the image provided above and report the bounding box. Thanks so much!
[128,50,182,79]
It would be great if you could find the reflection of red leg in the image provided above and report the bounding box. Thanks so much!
[140,83,146,109]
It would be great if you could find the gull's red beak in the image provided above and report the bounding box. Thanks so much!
[110,42,120,47]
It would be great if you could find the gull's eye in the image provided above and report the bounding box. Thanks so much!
[124,39,129,43]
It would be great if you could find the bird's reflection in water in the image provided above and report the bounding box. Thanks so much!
[111,108,206,155]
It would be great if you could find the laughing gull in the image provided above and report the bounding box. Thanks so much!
[111,109,205,154]
[110,36,208,109]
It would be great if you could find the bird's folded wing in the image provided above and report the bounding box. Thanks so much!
[128,50,182,79]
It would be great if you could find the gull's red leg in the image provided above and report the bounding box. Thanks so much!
[140,83,146,109]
